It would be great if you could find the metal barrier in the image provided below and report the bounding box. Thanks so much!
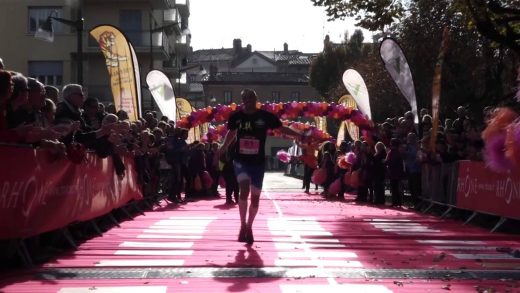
[420,162,458,205]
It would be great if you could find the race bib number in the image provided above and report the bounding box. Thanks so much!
[239,138,260,155]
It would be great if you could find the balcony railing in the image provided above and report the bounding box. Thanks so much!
[88,31,171,59]
[175,0,190,18]
[164,8,179,23]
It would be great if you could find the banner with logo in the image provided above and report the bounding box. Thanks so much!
[130,44,142,118]
[379,38,419,124]
[380,38,418,123]
[338,95,359,141]
[146,70,177,121]
[457,161,520,219]
[192,104,202,142]
[176,98,198,143]
[0,146,143,239]
[90,25,140,121]
[342,69,371,120]
[314,116,327,134]
[430,27,450,152]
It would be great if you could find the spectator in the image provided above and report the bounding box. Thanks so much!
[0,70,12,130]
[6,74,30,128]
[372,142,387,205]
[453,106,467,134]
[220,140,239,204]
[42,98,56,127]
[117,109,129,121]
[386,138,405,207]
[82,97,103,130]
[25,78,47,127]
[404,132,421,206]
[55,84,85,128]
[44,85,59,104]
[106,103,116,114]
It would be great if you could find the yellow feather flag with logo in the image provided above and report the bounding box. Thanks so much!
[90,25,140,120]
[337,95,359,143]
[176,98,199,143]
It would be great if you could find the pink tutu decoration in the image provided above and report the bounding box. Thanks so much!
[343,172,351,185]
[311,168,326,185]
[505,121,520,167]
[218,176,226,188]
[276,150,291,163]
[345,152,357,165]
[202,171,213,188]
[484,133,512,173]
[328,178,342,196]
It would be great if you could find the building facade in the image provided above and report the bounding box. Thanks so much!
[0,0,190,112]
[189,39,321,169]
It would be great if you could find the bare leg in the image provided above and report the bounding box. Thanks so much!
[246,186,261,228]
[245,185,261,245]
[237,177,250,242]
[238,179,250,226]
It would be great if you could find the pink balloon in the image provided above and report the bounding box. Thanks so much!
[276,150,291,163]
[311,168,326,185]
[328,178,342,195]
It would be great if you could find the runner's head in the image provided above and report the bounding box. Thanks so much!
[241,88,257,113]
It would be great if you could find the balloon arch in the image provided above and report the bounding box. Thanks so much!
[175,101,373,146]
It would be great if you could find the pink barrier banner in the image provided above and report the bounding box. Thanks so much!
[457,160,520,219]
[0,146,143,239]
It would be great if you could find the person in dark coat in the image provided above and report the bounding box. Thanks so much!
[372,142,387,205]
[385,138,405,207]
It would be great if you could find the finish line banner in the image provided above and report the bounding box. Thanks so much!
[0,146,143,239]
[456,161,520,219]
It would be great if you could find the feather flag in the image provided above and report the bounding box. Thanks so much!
[380,38,418,123]
[146,70,176,121]
[430,27,450,152]
[90,25,140,120]
[342,69,371,120]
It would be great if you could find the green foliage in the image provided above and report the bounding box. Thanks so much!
[394,0,519,121]
[311,0,520,51]
[310,0,520,124]
[309,36,349,101]
[311,0,406,32]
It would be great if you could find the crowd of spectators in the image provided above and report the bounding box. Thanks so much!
[0,62,230,209]
[0,56,490,215]
[305,105,486,208]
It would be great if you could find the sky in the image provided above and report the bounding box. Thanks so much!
[189,0,373,53]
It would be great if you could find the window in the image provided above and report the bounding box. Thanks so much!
[224,91,232,104]
[28,61,63,86]
[271,91,280,103]
[291,91,300,101]
[28,7,64,34]
[120,10,142,46]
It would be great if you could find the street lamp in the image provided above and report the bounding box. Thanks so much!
[35,10,84,85]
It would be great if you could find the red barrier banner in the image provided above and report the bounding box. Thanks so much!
[457,160,520,219]
[0,146,143,239]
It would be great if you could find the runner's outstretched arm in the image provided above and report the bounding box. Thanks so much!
[218,129,238,154]
[278,126,304,141]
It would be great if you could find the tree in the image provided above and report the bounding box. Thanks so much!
[310,30,407,123]
[311,0,520,52]
[311,0,405,32]
[394,0,519,119]
[309,35,349,102]
[464,0,520,52]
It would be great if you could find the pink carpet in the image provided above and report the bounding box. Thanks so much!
[1,180,519,292]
